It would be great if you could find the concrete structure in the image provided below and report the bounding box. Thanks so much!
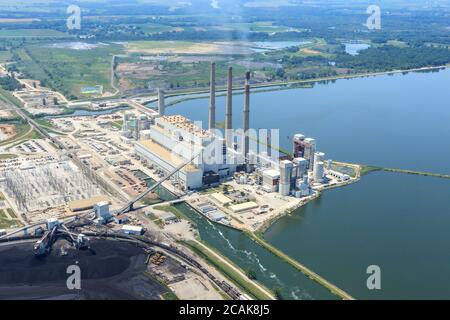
[314,152,325,166]
[122,111,133,134]
[225,67,233,148]
[68,195,110,212]
[293,134,306,158]
[325,160,333,171]
[94,201,111,219]
[208,210,227,222]
[229,201,258,213]
[262,169,280,193]
[158,211,177,222]
[211,192,233,206]
[296,177,311,197]
[327,170,351,181]
[158,89,165,116]
[121,112,152,141]
[209,62,216,131]
[135,115,244,190]
[114,214,129,224]
[140,129,152,140]
[313,152,325,183]
[46,218,60,230]
[243,71,251,158]
[121,225,144,235]
[313,161,325,183]
[303,138,316,170]
[197,202,217,214]
[279,160,294,196]
[293,157,308,180]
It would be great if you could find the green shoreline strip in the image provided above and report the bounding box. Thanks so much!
[180,240,274,301]
[361,165,450,179]
[247,232,355,300]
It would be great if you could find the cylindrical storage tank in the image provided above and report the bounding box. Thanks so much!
[314,152,325,166]
[314,161,325,182]
[279,183,290,196]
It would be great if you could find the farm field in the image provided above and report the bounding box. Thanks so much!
[13,42,124,99]
[0,29,68,38]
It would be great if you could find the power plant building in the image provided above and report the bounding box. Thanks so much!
[293,157,308,180]
[94,201,111,220]
[158,89,165,116]
[313,152,325,182]
[303,138,316,170]
[135,115,245,190]
[293,134,306,158]
[262,169,280,193]
[279,160,294,196]
[313,161,325,183]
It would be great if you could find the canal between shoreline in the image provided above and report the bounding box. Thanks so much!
[165,68,450,299]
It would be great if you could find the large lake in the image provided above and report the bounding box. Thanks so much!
[167,69,450,299]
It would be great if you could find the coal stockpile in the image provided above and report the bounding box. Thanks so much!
[0,239,167,300]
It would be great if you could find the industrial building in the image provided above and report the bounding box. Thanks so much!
[327,170,351,182]
[94,201,111,222]
[293,134,316,170]
[121,112,153,140]
[131,62,341,195]
[135,115,245,190]
[113,214,129,224]
[134,63,248,190]
[313,152,326,183]
[262,169,280,193]
[121,225,144,235]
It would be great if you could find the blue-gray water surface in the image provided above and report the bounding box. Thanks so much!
[167,69,450,299]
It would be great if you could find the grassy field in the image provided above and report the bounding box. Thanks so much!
[2,127,42,149]
[108,120,123,130]
[0,87,24,108]
[120,57,248,90]
[0,208,21,229]
[0,51,11,63]
[221,21,297,33]
[360,165,383,176]
[139,23,177,34]
[0,29,69,38]
[332,162,358,178]
[14,43,124,99]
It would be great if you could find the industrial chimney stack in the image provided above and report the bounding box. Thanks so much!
[158,88,165,116]
[225,67,233,147]
[243,71,251,157]
[208,62,216,131]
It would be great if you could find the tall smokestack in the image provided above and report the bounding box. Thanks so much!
[243,71,250,157]
[209,62,216,131]
[225,67,233,147]
[158,88,165,116]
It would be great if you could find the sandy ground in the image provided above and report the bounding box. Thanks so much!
[0,124,16,142]
[170,275,222,300]
[126,41,254,55]
[301,48,322,55]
